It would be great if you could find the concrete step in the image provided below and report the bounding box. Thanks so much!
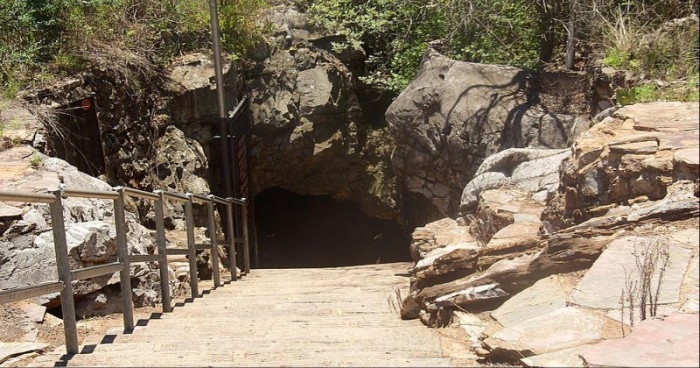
[31,264,458,367]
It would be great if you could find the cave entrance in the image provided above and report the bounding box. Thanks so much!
[48,96,105,177]
[254,187,410,268]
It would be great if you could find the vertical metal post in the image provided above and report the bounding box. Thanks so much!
[185,195,199,298]
[50,188,79,354]
[208,0,233,200]
[208,0,227,121]
[226,202,237,281]
[113,188,134,331]
[241,199,251,275]
[206,198,220,288]
[154,191,171,312]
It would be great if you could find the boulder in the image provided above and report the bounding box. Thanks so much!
[387,49,587,218]
[461,148,570,213]
[409,218,476,261]
[570,235,693,310]
[154,125,209,194]
[0,149,159,312]
[542,101,699,230]
[466,188,546,246]
[490,275,570,328]
[153,125,210,226]
[0,342,49,364]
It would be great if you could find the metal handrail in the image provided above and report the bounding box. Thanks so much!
[0,186,251,355]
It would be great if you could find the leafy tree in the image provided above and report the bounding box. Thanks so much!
[307,0,446,90]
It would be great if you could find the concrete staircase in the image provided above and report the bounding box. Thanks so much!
[32,263,453,367]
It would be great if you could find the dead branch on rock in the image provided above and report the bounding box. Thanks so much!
[619,237,671,332]
[635,238,670,321]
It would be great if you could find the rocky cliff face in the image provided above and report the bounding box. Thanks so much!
[400,102,699,365]
[13,6,599,233]
[19,52,165,189]
[242,37,399,221]
[386,49,590,222]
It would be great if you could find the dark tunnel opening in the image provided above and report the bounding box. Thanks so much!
[253,187,411,268]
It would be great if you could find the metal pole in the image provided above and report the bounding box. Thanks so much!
[154,191,172,312]
[185,195,199,298]
[50,188,79,354]
[225,202,237,281]
[241,199,252,275]
[206,199,221,288]
[209,0,233,200]
[113,188,135,331]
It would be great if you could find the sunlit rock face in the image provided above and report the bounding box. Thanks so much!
[386,49,589,220]
[240,9,401,224]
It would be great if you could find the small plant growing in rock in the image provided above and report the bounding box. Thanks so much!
[619,238,671,335]
[30,153,43,169]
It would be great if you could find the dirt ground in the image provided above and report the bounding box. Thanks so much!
[1,301,161,366]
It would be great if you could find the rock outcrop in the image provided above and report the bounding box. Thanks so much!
[387,49,590,220]
[233,10,402,222]
[18,50,165,189]
[0,146,183,314]
[401,102,699,365]
[543,101,700,230]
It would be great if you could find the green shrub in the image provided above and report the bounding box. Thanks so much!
[616,77,700,106]
[445,0,540,69]
[307,0,445,91]
[220,0,270,56]
[596,1,698,80]
[307,0,543,91]
[603,48,630,69]
[0,0,268,95]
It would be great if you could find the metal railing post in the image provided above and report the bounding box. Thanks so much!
[241,199,251,275]
[113,188,134,331]
[154,191,172,312]
[226,202,237,281]
[185,195,199,297]
[206,197,220,288]
[50,188,79,354]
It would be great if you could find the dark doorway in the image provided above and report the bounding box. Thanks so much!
[48,96,105,176]
[254,187,410,268]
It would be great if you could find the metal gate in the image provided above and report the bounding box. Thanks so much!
[214,97,258,268]
[48,96,106,177]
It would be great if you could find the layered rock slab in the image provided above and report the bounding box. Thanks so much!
[543,101,699,229]
[571,235,693,309]
[580,313,699,367]
[490,275,569,328]
[484,307,619,359]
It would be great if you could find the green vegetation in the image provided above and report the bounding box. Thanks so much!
[30,153,43,169]
[0,0,269,98]
[600,3,699,80]
[1,0,697,99]
[303,0,542,90]
[303,0,446,90]
[616,77,700,105]
[304,0,698,93]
